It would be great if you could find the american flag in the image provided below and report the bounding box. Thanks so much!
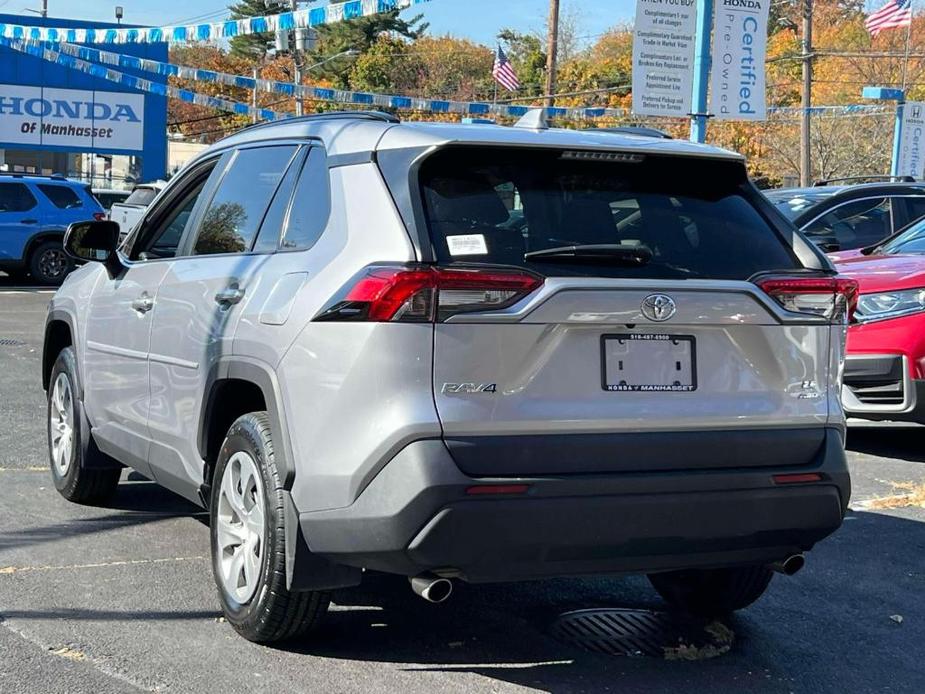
[866,0,913,36]
[492,46,520,92]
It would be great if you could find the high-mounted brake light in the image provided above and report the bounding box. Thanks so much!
[315,265,544,323]
[756,276,859,322]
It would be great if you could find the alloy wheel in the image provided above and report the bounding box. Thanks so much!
[49,372,74,476]
[38,248,68,279]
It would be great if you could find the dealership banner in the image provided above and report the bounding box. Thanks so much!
[898,102,925,180]
[631,0,697,117]
[710,0,771,121]
[0,0,431,45]
[0,84,144,151]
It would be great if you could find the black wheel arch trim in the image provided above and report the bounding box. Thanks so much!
[198,357,360,592]
[197,356,296,489]
[43,308,80,396]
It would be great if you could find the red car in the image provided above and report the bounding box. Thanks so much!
[832,220,925,422]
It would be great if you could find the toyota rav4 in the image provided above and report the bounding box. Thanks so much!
[43,111,853,644]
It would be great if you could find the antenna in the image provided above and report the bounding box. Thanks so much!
[514,108,549,130]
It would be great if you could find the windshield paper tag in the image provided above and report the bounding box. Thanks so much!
[446,234,488,256]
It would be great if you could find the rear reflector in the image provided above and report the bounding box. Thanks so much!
[772,473,823,484]
[315,265,543,323]
[465,484,531,496]
[756,276,859,322]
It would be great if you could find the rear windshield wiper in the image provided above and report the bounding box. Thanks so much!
[524,244,652,266]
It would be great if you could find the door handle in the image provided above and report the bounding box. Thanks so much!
[131,294,154,314]
[215,285,245,306]
[20,219,38,224]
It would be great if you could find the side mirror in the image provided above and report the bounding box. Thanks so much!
[63,220,120,262]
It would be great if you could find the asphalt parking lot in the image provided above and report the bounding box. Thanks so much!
[1,278,924,694]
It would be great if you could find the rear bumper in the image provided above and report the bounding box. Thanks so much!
[299,428,850,583]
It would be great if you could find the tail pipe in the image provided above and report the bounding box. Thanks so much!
[770,554,805,576]
[409,573,453,603]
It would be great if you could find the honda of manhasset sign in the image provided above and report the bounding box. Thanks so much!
[0,85,144,152]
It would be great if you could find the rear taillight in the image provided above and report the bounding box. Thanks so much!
[756,276,859,322]
[93,212,106,221]
[315,265,543,323]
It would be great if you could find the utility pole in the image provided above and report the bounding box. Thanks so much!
[800,0,813,187]
[291,0,304,116]
[251,67,259,124]
[41,0,47,17]
[544,0,560,108]
[689,0,713,143]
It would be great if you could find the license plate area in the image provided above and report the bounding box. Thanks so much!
[601,334,697,392]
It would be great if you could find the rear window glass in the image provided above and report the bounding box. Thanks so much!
[765,191,834,221]
[124,187,158,206]
[38,184,82,209]
[419,147,798,280]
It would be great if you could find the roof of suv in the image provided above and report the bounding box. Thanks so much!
[0,172,83,186]
[768,181,925,201]
[212,111,743,162]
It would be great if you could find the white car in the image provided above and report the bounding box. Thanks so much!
[108,181,166,239]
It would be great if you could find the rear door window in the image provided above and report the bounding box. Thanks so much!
[37,184,82,209]
[803,197,892,250]
[191,145,298,256]
[0,183,37,212]
[418,147,798,279]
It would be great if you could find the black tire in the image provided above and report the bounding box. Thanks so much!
[29,240,74,285]
[648,565,774,617]
[47,347,121,504]
[210,412,330,643]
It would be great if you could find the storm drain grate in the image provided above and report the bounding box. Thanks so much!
[0,338,25,346]
[550,608,734,659]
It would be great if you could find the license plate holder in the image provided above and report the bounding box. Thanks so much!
[601,334,697,392]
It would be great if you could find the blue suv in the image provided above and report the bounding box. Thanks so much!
[0,173,105,284]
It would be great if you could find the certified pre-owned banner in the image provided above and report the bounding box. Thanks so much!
[632,0,697,117]
[898,102,925,180]
[710,0,771,121]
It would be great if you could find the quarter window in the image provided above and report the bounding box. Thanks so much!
[281,148,331,251]
[803,198,892,250]
[192,146,298,256]
[37,184,82,209]
[0,183,37,212]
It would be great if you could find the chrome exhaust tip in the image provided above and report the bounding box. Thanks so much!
[410,573,453,603]
[770,554,805,576]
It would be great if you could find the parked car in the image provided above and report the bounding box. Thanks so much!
[765,178,925,252]
[43,111,852,644]
[0,173,105,284]
[832,217,925,422]
[108,180,166,239]
[91,187,131,213]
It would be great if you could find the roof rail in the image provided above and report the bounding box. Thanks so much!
[236,110,400,135]
[1,171,67,180]
[813,175,916,186]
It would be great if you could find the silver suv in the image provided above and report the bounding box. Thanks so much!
[43,111,853,644]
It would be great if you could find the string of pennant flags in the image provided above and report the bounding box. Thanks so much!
[0,38,284,122]
[0,0,432,45]
[1,37,895,125]
[2,37,632,120]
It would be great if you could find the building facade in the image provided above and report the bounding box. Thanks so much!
[0,14,167,187]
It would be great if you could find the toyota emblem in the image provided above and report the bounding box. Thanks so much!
[641,294,677,322]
